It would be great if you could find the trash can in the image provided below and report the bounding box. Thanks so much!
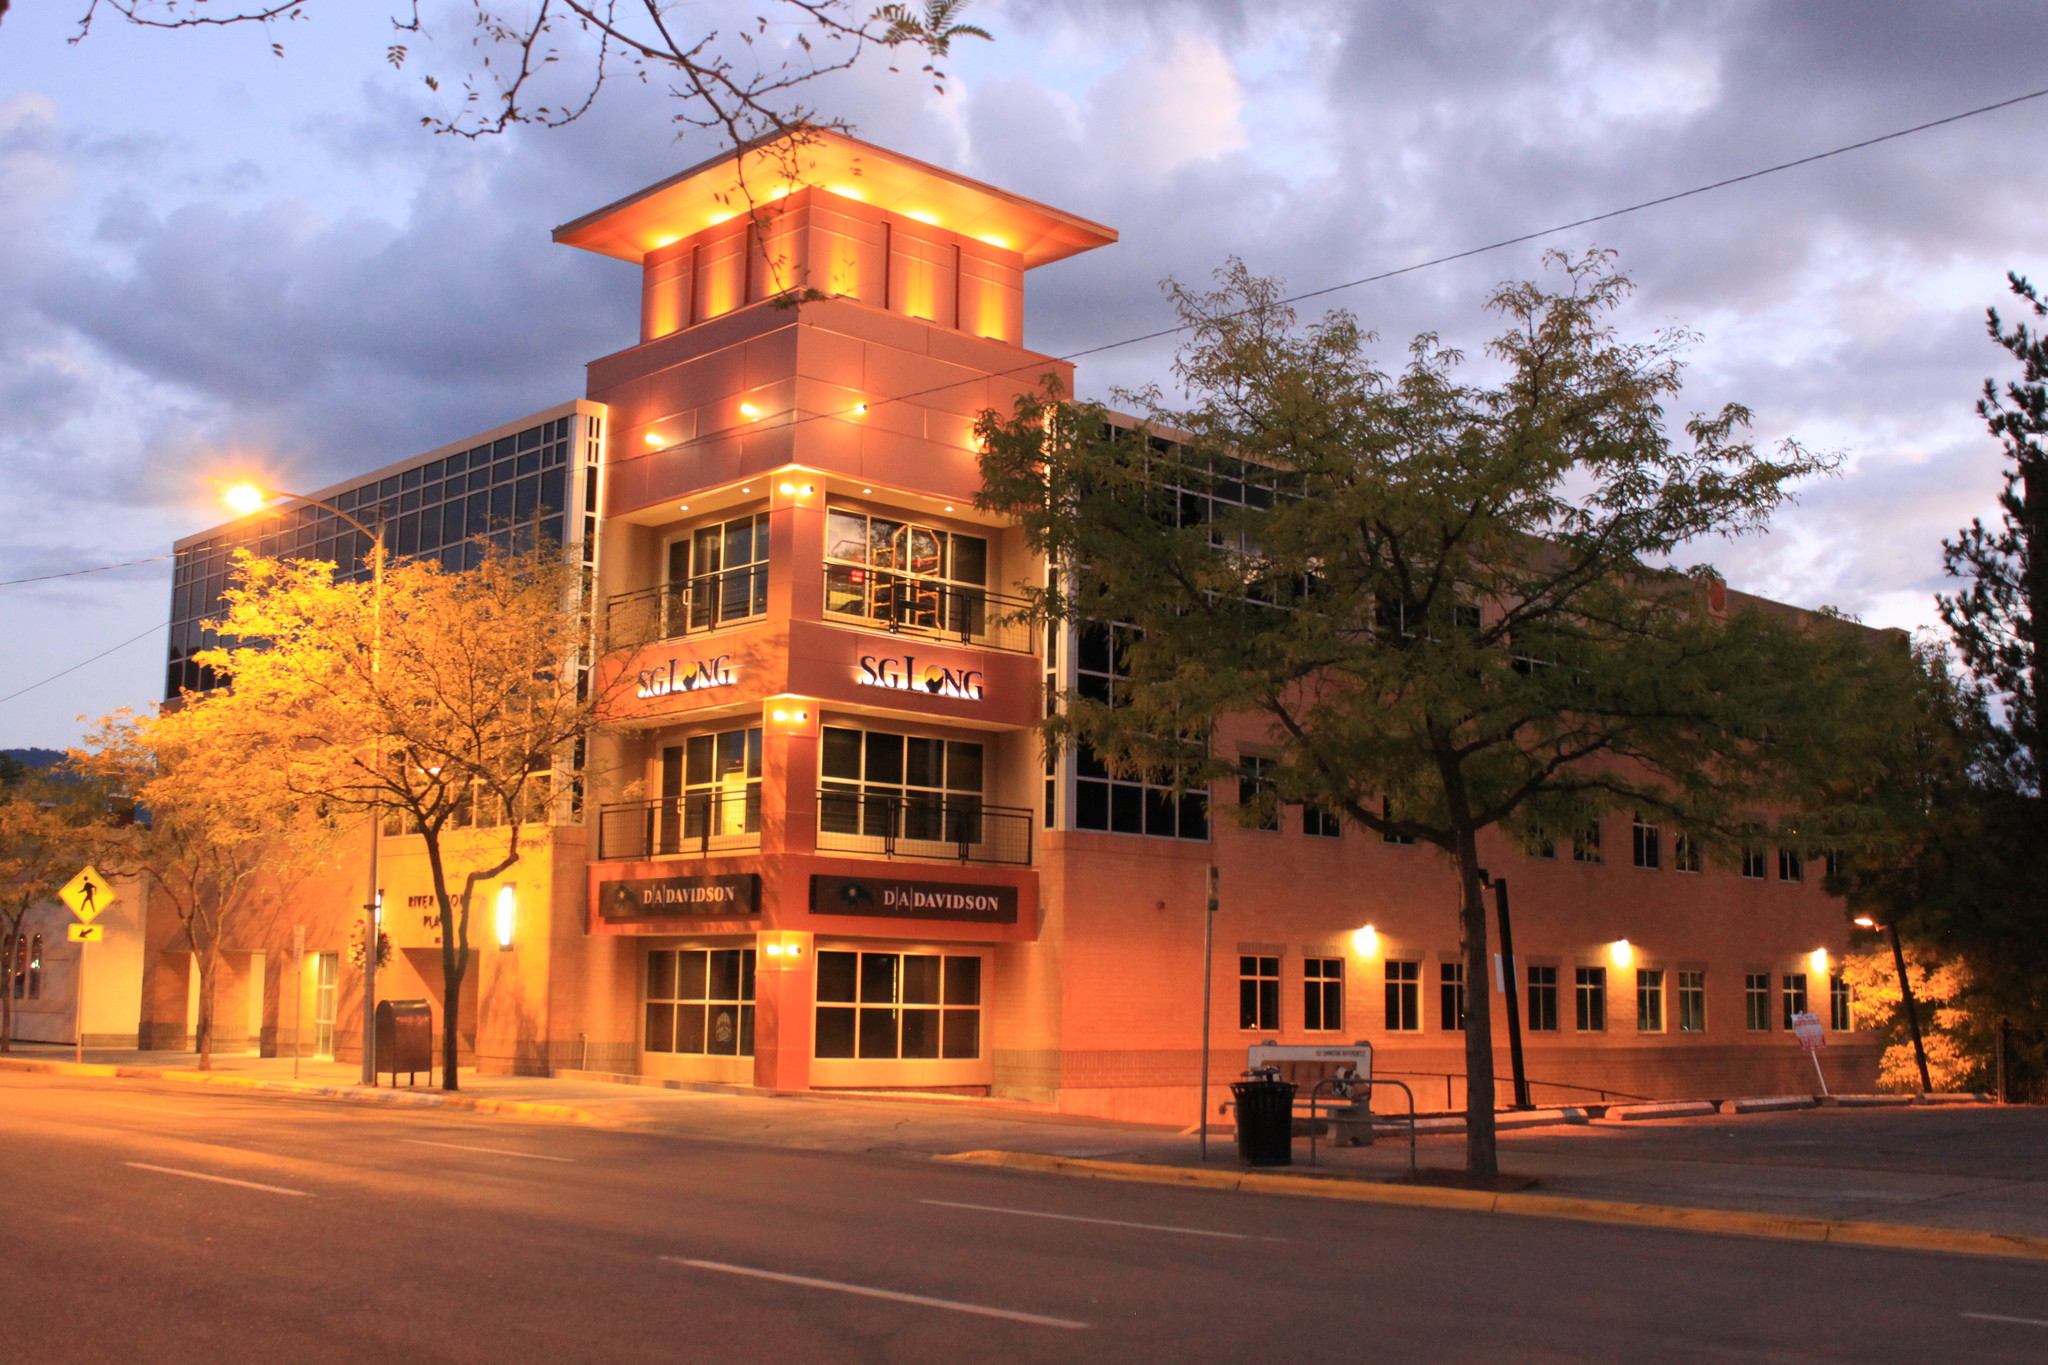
[375,999,434,1087]
[1231,1077,1297,1166]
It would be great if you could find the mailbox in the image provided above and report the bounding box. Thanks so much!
[375,999,434,1087]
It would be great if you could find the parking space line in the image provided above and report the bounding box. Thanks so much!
[661,1258,1088,1329]
[125,1162,314,1197]
[1962,1312,2048,1328]
[922,1198,1251,1240]
[401,1139,574,1163]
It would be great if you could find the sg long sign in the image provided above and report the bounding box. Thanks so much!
[855,653,983,702]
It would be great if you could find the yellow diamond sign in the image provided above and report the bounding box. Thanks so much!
[59,866,116,923]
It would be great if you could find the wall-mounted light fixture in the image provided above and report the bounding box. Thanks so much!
[777,482,815,497]
[1608,938,1635,969]
[852,403,868,416]
[495,884,517,952]
[739,403,762,420]
[644,432,665,446]
[1809,947,1829,976]
[1351,924,1380,957]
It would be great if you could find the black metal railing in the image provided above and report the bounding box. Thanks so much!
[816,788,1033,866]
[607,567,768,644]
[822,566,1034,653]
[595,789,762,861]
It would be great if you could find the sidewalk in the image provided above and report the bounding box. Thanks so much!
[8,1042,2043,1250]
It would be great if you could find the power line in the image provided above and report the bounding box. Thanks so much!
[0,553,178,589]
[610,79,2048,468]
[0,620,167,709]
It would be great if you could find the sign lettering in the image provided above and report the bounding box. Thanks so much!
[811,874,1017,924]
[599,873,761,921]
[855,653,983,702]
[638,654,736,699]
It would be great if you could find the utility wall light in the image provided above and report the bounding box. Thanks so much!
[495,884,517,951]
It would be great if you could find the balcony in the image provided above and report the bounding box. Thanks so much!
[823,566,1035,653]
[607,567,766,645]
[816,789,1034,866]
[595,789,762,861]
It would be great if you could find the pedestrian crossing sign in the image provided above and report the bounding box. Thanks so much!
[59,866,115,923]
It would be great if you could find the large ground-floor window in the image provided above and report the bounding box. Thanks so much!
[646,948,756,1056]
[814,950,981,1060]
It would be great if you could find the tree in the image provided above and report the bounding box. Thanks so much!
[74,704,332,1069]
[1839,945,1987,1092]
[0,768,104,1052]
[977,253,1914,1178]
[199,539,625,1090]
[63,1,990,144]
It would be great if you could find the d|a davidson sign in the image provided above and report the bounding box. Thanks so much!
[599,873,761,921]
[810,874,1017,925]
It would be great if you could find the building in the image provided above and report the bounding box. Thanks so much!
[146,130,1877,1117]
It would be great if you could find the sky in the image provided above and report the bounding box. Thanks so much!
[3,0,2047,747]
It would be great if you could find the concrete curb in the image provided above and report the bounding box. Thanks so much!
[0,1056,605,1125]
[1607,1100,1719,1122]
[1722,1095,1817,1114]
[937,1150,2048,1264]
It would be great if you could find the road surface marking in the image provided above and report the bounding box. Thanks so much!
[125,1162,313,1197]
[401,1139,574,1163]
[922,1198,1249,1240]
[1963,1312,2048,1328]
[661,1258,1088,1329]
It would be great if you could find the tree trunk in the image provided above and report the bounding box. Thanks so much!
[1,929,14,1054]
[195,940,217,1072]
[440,931,463,1092]
[1455,825,1499,1179]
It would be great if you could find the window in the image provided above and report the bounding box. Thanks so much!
[1070,623,1209,841]
[658,727,762,852]
[1384,961,1421,1031]
[815,951,981,1060]
[1239,955,1280,1031]
[1302,804,1341,838]
[1439,961,1467,1031]
[1822,849,1845,880]
[1573,820,1603,863]
[1678,970,1706,1032]
[1239,755,1278,831]
[1527,966,1559,1031]
[1830,974,1852,1031]
[1778,848,1804,883]
[1381,796,1415,844]
[1673,833,1702,873]
[821,725,983,848]
[1741,844,1767,879]
[1781,973,1808,1029]
[1632,815,1661,870]
[1303,958,1343,1031]
[1636,968,1664,1032]
[1529,835,1557,859]
[646,949,756,1056]
[824,507,989,639]
[6,932,42,1001]
[667,512,768,632]
[1575,967,1607,1032]
[1744,973,1771,1031]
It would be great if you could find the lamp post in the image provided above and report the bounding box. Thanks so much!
[1854,915,1933,1095]
[223,483,386,1086]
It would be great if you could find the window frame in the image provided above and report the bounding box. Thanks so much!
[1677,970,1707,1032]
[1635,968,1665,1033]
[1575,966,1608,1032]
[1384,959,1422,1032]
[1303,957,1343,1032]
[1238,955,1280,1032]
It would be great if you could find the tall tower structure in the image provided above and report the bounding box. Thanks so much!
[557,131,1116,1092]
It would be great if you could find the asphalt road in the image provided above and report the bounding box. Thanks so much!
[4,1072,2046,1364]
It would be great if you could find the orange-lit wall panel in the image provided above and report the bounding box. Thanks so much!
[640,240,694,342]
[694,220,748,322]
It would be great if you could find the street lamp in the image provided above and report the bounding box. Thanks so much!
[223,482,387,1087]
[1853,915,1933,1095]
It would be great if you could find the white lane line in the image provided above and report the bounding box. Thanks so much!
[1963,1312,2048,1328]
[401,1139,574,1163]
[661,1258,1088,1330]
[125,1162,314,1197]
[922,1198,1250,1240]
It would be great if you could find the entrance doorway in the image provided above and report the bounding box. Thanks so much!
[311,953,338,1059]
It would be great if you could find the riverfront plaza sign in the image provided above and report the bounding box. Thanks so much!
[811,873,1017,924]
[854,652,983,701]
[599,873,761,920]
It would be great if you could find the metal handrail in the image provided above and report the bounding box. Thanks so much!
[595,789,762,861]
[1373,1067,1656,1110]
[606,568,768,643]
[815,788,1034,866]
[822,566,1035,653]
[1307,1075,1417,1178]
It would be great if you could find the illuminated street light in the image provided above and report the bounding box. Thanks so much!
[219,481,390,1087]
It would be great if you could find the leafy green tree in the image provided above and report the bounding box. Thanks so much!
[0,767,106,1052]
[978,253,1915,1177]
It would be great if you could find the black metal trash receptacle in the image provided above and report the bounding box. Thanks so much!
[1231,1078,1297,1166]
[375,999,433,1087]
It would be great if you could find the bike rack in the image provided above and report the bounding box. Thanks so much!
[1306,1072,1417,1179]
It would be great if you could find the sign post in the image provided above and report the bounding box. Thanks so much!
[1199,866,1219,1161]
[1791,1010,1829,1095]
[58,867,117,1066]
